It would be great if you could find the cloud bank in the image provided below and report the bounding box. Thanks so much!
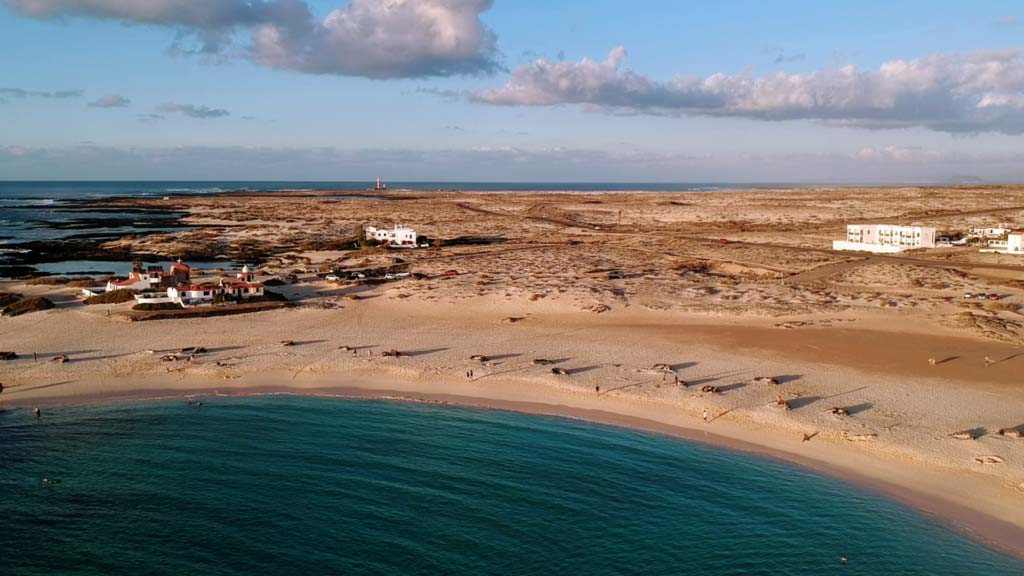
[2,0,499,78]
[0,87,82,101]
[88,94,131,108]
[157,102,230,118]
[472,47,1024,134]
[2,144,1023,183]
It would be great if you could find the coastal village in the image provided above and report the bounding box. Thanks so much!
[3,185,1024,557]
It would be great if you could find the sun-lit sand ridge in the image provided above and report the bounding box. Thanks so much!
[2,185,1024,557]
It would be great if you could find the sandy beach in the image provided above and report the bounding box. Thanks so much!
[2,186,1024,558]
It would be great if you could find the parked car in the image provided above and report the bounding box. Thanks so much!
[384,272,411,280]
[719,238,731,244]
[987,293,1002,301]
[444,270,459,276]
[325,274,340,281]
[963,293,975,299]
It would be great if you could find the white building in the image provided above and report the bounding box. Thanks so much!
[221,280,265,300]
[84,262,193,297]
[136,277,265,308]
[968,226,1011,238]
[104,266,164,292]
[167,284,224,307]
[365,225,418,247]
[983,233,1024,255]
[1010,234,1024,255]
[833,224,937,253]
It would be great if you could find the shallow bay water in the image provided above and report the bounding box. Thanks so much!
[0,396,1020,575]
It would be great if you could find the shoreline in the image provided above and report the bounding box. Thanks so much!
[6,376,1024,562]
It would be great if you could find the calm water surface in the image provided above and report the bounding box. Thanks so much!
[0,397,1020,575]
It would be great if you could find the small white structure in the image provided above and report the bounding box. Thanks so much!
[133,291,175,305]
[374,178,387,191]
[968,226,1011,238]
[365,225,418,247]
[833,224,937,253]
[237,265,255,282]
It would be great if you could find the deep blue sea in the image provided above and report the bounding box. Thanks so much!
[0,396,1020,575]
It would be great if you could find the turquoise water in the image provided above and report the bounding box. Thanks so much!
[0,397,1020,575]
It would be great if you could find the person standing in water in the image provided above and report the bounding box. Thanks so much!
[34,406,41,419]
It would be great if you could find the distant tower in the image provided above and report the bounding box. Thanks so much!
[375,178,387,191]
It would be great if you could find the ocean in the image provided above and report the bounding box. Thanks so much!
[0,396,1019,575]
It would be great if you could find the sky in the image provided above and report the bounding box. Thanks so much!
[2,0,1024,182]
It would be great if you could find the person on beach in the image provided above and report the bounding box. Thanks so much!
[595,385,600,394]
[33,352,37,363]
[802,433,813,443]
[928,358,936,366]
[985,355,994,367]
[702,408,709,424]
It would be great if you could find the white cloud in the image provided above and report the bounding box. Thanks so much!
[0,87,82,101]
[157,102,229,118]
[852,146,943,162]
[472,47,1024,134]
[88,94,130,108]
[254,0,499,78]
[3,0,499,78]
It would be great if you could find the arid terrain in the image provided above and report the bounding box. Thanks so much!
[92,185,1024,343]
[3,185,1024,557]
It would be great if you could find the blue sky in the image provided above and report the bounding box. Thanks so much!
[2,0,1024,181]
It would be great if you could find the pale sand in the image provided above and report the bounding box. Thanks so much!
[2,295,1024,558]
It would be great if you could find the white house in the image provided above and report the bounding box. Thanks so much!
[221,280,264,300]
[104,266,165,292]
[365,225,418,247]
[137,276,265,308]
[85,261,193,297]
[167,284,224,307]
[833,224,937,253]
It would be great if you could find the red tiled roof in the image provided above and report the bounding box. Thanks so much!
[174,284,223,292]
[225,281,263,289]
